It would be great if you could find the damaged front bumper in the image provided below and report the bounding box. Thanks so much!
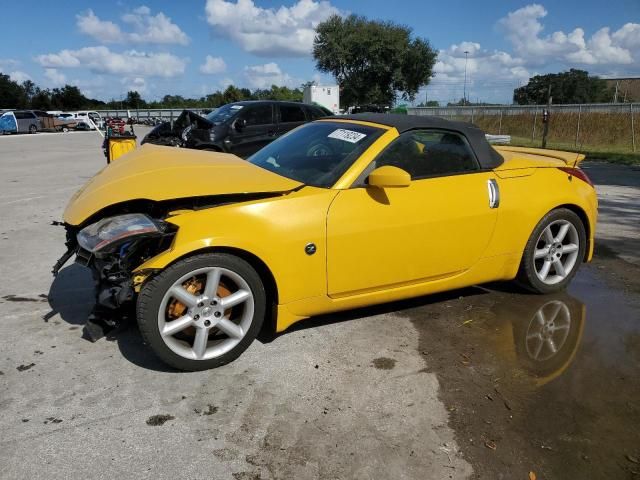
[53,218,176,341]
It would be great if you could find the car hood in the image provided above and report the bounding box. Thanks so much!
[64,144,302,225]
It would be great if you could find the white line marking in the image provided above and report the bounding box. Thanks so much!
[2,196,45,205]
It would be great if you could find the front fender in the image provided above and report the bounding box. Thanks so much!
[134,187,337,305]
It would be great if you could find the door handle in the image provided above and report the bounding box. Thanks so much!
[487,179,500,209]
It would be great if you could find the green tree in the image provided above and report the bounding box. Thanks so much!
[221,85,244,104]
[313,15,437,107]
[0,73,27,108]
[513,69,610,105]
[50,85,86,110]
[124,90,146,109]
[31,88,52,110]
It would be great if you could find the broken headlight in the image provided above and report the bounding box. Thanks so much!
[77,213,167,253]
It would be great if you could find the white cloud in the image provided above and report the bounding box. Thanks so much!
[430,42,530,102]
[205,0,341,57]
[200,55,227,74]
[122,76,147,94]
[44,68,66,86]
[0,58,20,70]
[9,71,31,83]
[498,4,636,67]
[76,8,188,45]
[76,10,122,43]
[612,23,640,50]
[244,62,296,88]
[37,47,187,77]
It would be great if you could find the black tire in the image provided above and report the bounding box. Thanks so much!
[516,208,586,294]
[29,124,37,134]
[137,253,266,371]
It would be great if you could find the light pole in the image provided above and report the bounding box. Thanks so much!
[463,50,469,105]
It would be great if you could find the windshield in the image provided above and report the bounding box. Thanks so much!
[206,103,245,124]
[249,121,384,187]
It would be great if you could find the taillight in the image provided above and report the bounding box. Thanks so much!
[558,167,594,187]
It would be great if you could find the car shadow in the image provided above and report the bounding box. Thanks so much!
[46,264,178,373]
[47,263,501,372]
[272,285,488,338]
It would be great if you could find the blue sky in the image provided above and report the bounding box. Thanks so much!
[1,0,638,104]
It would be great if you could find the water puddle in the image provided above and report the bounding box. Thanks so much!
[403,265,640,479]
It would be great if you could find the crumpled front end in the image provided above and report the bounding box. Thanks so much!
[54,215,177,341]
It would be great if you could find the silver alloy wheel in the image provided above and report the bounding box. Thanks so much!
[533,219,580,285]
[525,300,571,361]
[157,267,254,361]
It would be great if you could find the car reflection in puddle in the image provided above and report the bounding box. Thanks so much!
[490,291,585,387]
[404,265,640,480]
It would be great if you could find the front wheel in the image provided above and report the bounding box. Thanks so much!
[137,253,266,371]
[29,124,37,134]
[517,208,586,293]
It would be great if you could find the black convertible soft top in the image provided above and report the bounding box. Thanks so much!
[338,113,504,169]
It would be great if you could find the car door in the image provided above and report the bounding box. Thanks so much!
[14,111,28,132]
[277,104,308,136]
[326,129,499,297]
[227,104,276,157]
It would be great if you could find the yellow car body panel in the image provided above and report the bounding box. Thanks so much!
[64,145,302,225]
[482,168,597,264]
[65,119,598,334]
[136,186,338,305]
[326,171,498,297]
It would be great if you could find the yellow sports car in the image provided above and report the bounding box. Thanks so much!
[57,113,597,370]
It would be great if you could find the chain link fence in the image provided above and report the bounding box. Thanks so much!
[408,103,637,154]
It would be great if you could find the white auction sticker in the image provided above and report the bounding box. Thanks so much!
[328,128,367,143]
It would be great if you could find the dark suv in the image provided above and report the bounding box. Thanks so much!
[142,100,333,158]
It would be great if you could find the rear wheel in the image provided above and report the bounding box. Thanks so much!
[137,253,266,371]
[29,124,37,134]
[517,208,586,293]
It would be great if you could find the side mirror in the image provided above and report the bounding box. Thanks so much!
[234,118,246,131]
[367,166,411,188]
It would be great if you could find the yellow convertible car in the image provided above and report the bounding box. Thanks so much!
[57,113,597,370]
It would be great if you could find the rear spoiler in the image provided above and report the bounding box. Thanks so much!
[496,146,586,165]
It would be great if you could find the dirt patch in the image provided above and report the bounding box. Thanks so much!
[194,404,218,416]
[372,357,396,370]
[403,258,640,480]
[212,448,238,461]
[146,414,175,426]
[593,243,640,294]
[232,472,261,480]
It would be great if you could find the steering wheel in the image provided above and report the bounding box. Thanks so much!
[306,142,334,158]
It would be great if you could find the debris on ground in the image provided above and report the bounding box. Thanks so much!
[44,417,62,424]
[146,414,175,426]
[484,440,497,450]
[16,363,35,372]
